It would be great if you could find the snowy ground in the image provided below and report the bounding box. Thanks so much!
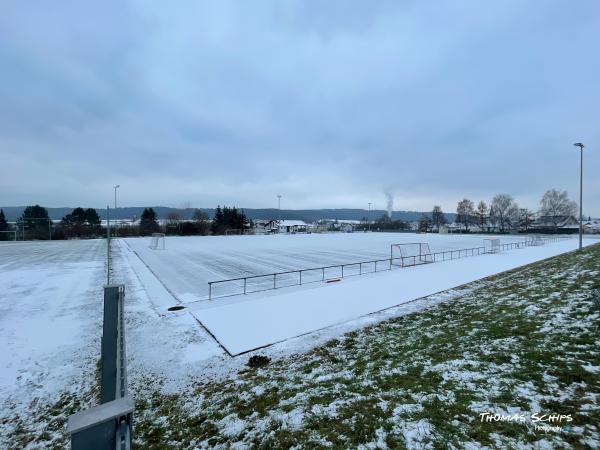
[1,234,599,448]
[122,233,596,355]
[123,233,532,301]
[0,240,106,448]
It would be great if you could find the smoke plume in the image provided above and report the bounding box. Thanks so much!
[385,192,394,218]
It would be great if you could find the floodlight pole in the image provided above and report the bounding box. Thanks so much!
[368,203,372,231]
[573,143,584,250]
[114,185,120,209]
[277,195,282,221]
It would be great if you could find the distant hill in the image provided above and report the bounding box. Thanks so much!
[0,206,456,223]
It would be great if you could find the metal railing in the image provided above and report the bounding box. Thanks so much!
[207,236,572,300]
[67,285,133,450]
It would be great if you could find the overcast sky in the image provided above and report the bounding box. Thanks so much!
[1,1,599,215]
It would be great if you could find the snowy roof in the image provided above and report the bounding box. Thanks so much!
[278,220,307,226]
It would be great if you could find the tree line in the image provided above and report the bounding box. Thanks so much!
[451,189,577,233]
[0,190,581,241]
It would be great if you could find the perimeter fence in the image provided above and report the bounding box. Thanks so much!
[207,236,571,300]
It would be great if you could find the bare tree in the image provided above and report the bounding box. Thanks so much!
[490,194,519,232]
[456,199,475,231]
[518,208,535,232]
[539,189,577,231]
[475,201,488,231]
[431,205,447,231]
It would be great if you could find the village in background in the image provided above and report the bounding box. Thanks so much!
[1,188,598,241]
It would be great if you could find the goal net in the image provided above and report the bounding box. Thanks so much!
[528,236,544,246]
[391,243,433,267]
[0,231,17,241]
[149,233,165,250]
[483,238,500,254]
[225,229,243,236]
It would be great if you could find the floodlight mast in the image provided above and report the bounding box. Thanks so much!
[573,143,584,250]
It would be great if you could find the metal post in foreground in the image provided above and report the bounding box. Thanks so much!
[107,206,111,285]
[573,143,584,250]
[67,285,133,450]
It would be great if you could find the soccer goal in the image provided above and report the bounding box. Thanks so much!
[483,238,500,254]
[0,231,17,241]
[225,229,243,236]
[528,235,544,246]
[391,243,433,267]
[149,233,165,250]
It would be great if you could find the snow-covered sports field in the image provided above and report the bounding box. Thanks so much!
[121,233,597,355]
[123,233,537,301]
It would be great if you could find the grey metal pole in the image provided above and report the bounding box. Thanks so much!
[114,185,120,209]
[368,203,371,231]
[107,205,111,285]
[49,218,52,240]
[579,146,583,250]
[574,143,584,250]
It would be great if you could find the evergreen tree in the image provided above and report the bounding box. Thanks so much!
[19,205,50,240]
[0,209,9,240]
[140,208,159,235]
[211,206,224,234]
[85,208,100,225]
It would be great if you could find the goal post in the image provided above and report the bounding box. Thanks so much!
[149,233,165,250]
[391,242,433,267]
[527,235,544,246]
[483,238,500,254]
[0,231,17,241]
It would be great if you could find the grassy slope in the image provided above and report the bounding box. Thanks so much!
[3,244,598,449]
[132,244,600,449]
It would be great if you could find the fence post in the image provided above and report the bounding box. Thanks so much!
[209,283,212,301]
[244,278,247,294]
[341,265,344,278]
[299,271,302,285]
[274,273,277,289]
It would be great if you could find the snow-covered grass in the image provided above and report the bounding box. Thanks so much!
[2,237,599,449]
[123,233,532,301]
[128,243,600,449]
[0,240,106,449]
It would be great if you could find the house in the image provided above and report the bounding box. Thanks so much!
[253,219,310,234]
[277,220,308,233]
[532,215,578,232]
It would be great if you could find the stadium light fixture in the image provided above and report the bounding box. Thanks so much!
[573,143,584,250]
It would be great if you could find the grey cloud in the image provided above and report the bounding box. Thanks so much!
[0,0,599,214]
